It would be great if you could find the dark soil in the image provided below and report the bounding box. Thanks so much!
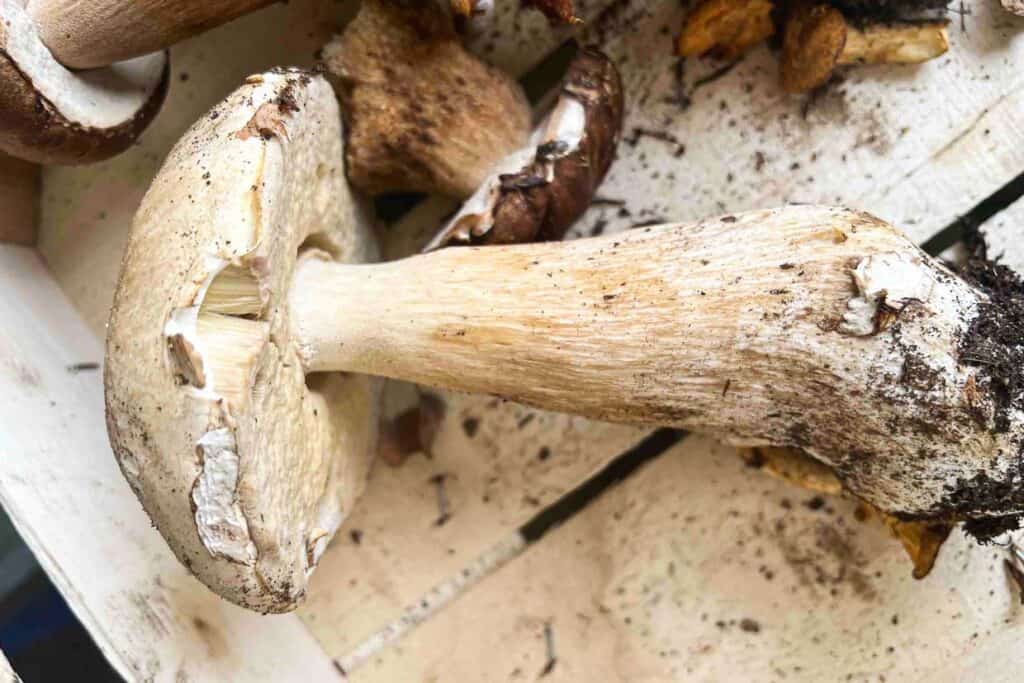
[949,225,1024,541]
[827,0,950,22]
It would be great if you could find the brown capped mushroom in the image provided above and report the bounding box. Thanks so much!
[0,151,38,245]
[322,0,531,199]
[426,48,623,250]
[678,0,776,60]
[0,0,168,164]
[25,0,276,69]
[109,69,1024,609]
[780,1,948,93]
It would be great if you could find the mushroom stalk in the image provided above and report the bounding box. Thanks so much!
[837,21,948,65]
[278,206,1024,523]
[26,0,275,69]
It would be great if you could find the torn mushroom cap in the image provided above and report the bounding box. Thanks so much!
[0,0,167,164]
[105,69,381,613]
[322,0,531,199]
[425,49,623,250]
[780,1,948,93]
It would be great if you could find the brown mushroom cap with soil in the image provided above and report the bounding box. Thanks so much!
[0,0,168,164]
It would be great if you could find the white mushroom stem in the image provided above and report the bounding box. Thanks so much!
[224,205,1022,522]
[0,152,38,245]
[839,22,949,65]
[26,0,275,69]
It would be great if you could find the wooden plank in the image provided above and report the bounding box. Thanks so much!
[0,649,18,683]
[0,153,38,246]
[0,247,341,682]
[351,436,1024,682]
[559,0,1024,246]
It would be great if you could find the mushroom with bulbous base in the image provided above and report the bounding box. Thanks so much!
[107,69,1024,613]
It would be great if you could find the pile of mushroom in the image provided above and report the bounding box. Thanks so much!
[679,0,951,93]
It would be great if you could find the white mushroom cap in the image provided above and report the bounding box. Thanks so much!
[105,69,381,613]
[0,0,167,164]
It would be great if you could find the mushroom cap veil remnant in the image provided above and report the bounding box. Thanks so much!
[105,69,381,613]
[0,0,168,164]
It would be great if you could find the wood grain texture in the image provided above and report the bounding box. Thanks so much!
[0,153,37,246]
[351,437,1024,682]
[26,0,278,68]
[0,247,341,682]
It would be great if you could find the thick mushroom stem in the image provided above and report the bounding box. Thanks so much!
[282,206,1024,524]
[26,0,275,69]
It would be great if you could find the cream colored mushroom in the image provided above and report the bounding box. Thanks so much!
[0,0,168,164]
[321,0,531,199]
[106,69,380,613]
[108,66,1024,610]
[781,1,949,93]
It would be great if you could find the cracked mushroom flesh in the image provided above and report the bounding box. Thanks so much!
[0,0,168,164]
[322,0,531,199]
[105,69,381,613]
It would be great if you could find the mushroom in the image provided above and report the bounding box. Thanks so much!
[106,68,381,613]
[426,47,623,249]
[780,1,948,93]
[322,0,531,199]
[0,151,38,245]
[0,0,168,164]
[25,0,276,69]
[678,0,776,60]
[108,66,1024,609]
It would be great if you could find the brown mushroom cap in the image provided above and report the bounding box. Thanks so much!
[780,2,848,94]
[0,0,167,164]
[105,69,380,613]
[427,48,623,250]
[322,0,531,199]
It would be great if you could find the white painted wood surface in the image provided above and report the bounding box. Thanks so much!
[352,437,1024,682]
[20,0,1024,680]
[0,649,18,683]
[0,247,342,682]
